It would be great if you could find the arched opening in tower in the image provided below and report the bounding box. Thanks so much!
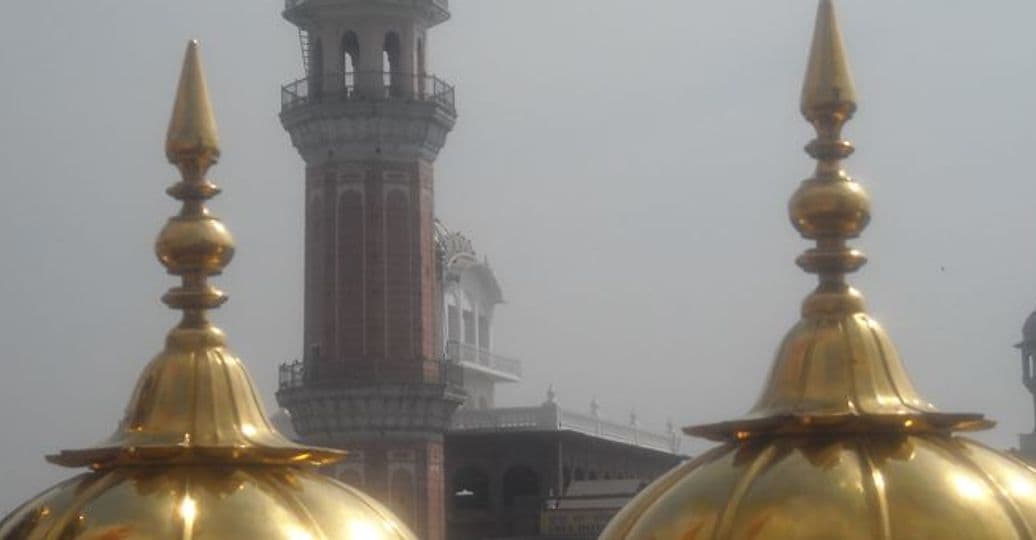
[341,31,360,93]
[383,31,403,98]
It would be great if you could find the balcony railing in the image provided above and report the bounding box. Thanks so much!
[446,340,522,380]
[281,71,455,113]
[278,357,464,390]
[285,0,449,12]
[450,404,682,454]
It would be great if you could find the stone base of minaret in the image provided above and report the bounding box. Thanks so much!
[278,383,464,540]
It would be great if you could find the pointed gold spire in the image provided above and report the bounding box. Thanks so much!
[801,0,857,121]
[687,0,990,441]
[48,41,343,468]
[166,40,220,168]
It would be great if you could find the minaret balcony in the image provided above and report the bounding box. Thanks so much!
[284,0,450,24]
[446,340,522,383]
[277,357,466,390]
[281,71,455,114]
[286,0,449,8]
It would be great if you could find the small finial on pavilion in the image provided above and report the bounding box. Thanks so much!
[546,385,557,405]
[590,397,600,418]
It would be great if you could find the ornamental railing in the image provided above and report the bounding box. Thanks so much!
[277,356,464,389]
[446,340,522,379]
[450,404,682,454]
[281,71,455,113]
[285,0,449,12]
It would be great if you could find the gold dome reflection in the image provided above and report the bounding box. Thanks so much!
[1011,476,1036,498]
[180,495,198,537]
[348,521,382,540]
[950,473,987,500]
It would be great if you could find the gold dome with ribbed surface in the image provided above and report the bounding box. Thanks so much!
[0,41,415,540]
[601,2,1036,538]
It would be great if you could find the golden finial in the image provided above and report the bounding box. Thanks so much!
[801,0,857,123]
[686,0,990,441]
[157,39,233,333]
[599,4,1036,538]
[166,40,220,168]
[47,41,343,467]
[791,0,868,319]
[0,41,417,540]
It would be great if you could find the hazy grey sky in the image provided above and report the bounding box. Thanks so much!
[2,0,1036,513]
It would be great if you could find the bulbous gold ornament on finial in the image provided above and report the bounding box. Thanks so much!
[601,2,1036,538]
[0,41,415,539]
[158,41,233,325]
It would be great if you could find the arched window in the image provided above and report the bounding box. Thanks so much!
[501,466,539,508]
[341,31,360,92]
[383,32,402,97]
[337,190,364,359]
[452,467,491,510]
[390,469,415,523]
[385,190,412,360]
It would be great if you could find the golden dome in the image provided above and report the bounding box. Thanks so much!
[601,2,1036,538]
[0,467,410,539]
[0,41,415,540]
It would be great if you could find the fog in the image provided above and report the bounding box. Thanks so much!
[2,0,1036,512]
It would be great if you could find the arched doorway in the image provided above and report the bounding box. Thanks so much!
[501,465,539,508]
[452,467,491,510]
[574,468,585,481]
[389,469,415,523]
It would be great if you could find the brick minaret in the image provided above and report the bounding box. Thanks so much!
[275,1,462,538]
